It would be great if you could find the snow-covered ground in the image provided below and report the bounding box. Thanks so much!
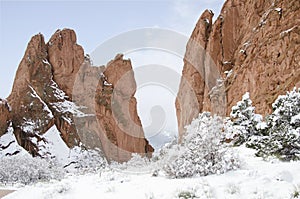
[2,146,300,199]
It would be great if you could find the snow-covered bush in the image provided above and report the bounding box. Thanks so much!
[174,184,215,199]
[124,153,151,168]
[291,184,300,199]
[152,137,179,162]
[0,147,107,185]
[177,190,197,199]
[163,113,239,178]
[247,88,300,161]
[63,147,107,173]
[269,88,300,129]
[110,153,153,174]
[0,154,65,185]
[229,92,263,145]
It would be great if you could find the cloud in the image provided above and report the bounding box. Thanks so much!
[173,0,195,18]
[169,0,225,34]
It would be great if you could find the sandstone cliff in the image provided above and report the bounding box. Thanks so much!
[7,31,81,156]
[73,54,154,162]
[0,99,11,137]
[1,29,152,161]
[47,29,84,99]
[176,0,300,137]
[95,54,153,161]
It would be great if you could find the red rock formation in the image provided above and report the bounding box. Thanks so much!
[47,29,84,99]
[7,31,81,155]
[72,54,154,162]
[4,29,152,161]
[176,0,300,137]
[224,0,300,114]
[72,59,105,150]
[0,99,11,136]
[176,10,214,138]
[95,54,154,162]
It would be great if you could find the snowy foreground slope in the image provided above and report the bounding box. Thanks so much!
[1,90,299,198]
[2,146,300,199]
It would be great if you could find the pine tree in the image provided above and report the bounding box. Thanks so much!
[230,92,263,145]
[247,88,300,161]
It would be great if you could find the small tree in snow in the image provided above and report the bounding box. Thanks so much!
[269,88,300,129]
[63,147,107,173]
[163,113,239,178]
[0,154,65,185]
[247,88,300,161]
[230,92,263,145]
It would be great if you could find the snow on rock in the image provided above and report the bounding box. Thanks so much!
[34,125,106,171]
[20,120,35,134]
[49,81,68,100]
[42,59,50,65]
[29,86,53,119]
[280,26,296,37]
[37,125,70,164]
[0,124,27,158]
[50,100,87,118]
[48,80,94,119]
[274,7,282,12]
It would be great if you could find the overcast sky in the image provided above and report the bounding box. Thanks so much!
[0,0,224,141]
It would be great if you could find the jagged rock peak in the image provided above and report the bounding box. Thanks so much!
[25,33,47,57]
[49,29,78,45]
[47,28,85,98]
[5,29,85,156]
[191,9,214,44]
[8,33,49,105]
[95,53,154,162]
[3,29,153,162]
[175,9,215,139]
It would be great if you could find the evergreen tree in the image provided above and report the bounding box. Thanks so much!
[247,88,300,161]
[230,92,263,145]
